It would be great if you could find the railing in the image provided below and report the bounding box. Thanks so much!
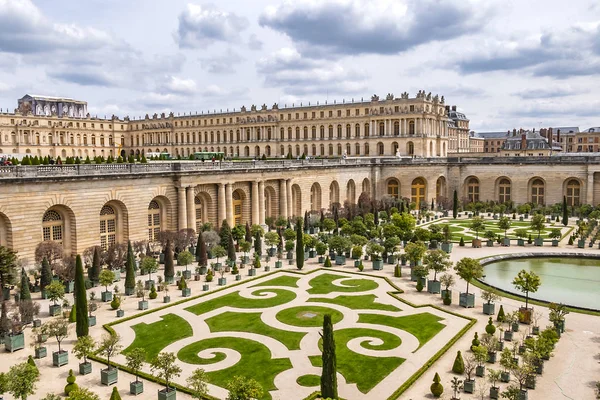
[1,155,600,180]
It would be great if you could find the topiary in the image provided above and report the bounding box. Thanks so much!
[64,369,79,396]
[416,279,423,292]
[394,264,401,277]
[459,237,465,247]
[485,317,496,335]
[358,261,364,272]
[497,304,506,322]
[324,256,332,268]
[27,355,38,374]
[205,269,214,282]
[452,350,464,374]
[232,265,239,275]
[148,284,157,300]
[430,372,443,397]
[568,236,574,245]
[110,295,120,310]
[471,332,480,350]
[68,304,77,323]
[109,386,122,400]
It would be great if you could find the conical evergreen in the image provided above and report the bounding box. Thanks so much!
[19,267,31,301]
[453,190,458,219]
[245,222,252,243]
[196,231,207,266]
[164,239,175,281]
[74,255,88,337]
[125,241,136,293]
[452,350,464,374]
[562,196,568,226]
[219,220,232,249]
[110,386,122,400]
[227,233,236,262]
[320,314,338,399]
[40,257,52,292]
[254,231,262,255]
[89,246,101,283]
[69,304,77,323]
[497,304,506,322]
[296,218,304,270]
[27,355,38,374]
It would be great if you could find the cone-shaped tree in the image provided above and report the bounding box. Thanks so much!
[430,372,443,397]
[19,267,31,301]
[562,196,568,226]
[320,313,338,399]
[27,355,38,374]
[452,350,464,374]
[124,241,136,293]
[109,386,122,400]
[245,222,252,243]
[453,190,459,219]
[164,239,175,281]
[296,218,304,270]
[227,233,236,263]
[497,304,506,322]
[69,304,77,322]
[74,255,89,337]
[196,232,207,267]
[219,220,232,249]
[40,257,52,293]
[254,231,262,255]
[89,247,101,283]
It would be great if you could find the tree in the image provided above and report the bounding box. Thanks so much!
[40,257,52,293]
[68,388,101,400]
[89,247,101,283]
[46,280,65,306]
[296,218,304,270]
[150,352,182,393]
[253,231,262,255]
[124,241,136,293]
[498,216,511,238]
[0,245,18,292]
[512,269,541,309]
[164,239,174,281]
[453,190,458,219]
[404,241,427,265]
[320,314,338,399]
[6,361,39,400]
[99,269,115,293]
[423,249,451,281]
[430,372,443,397]
[46,317,70,353]
[109,386,122,400]
[219,220,233,249]
[227,234,236,262]
[140,256,159,280]
[74,255,88,337]
[64,369,79,396]
[452,350,465,374]
[19,267,31,301]
[562,196,568,226]
[226,376,263,400]
[186,368,209,399]
[530,213,546,239]
[454,257,484,296]
[125,348,146,383]
[72,335,96,365]
[469,216,485,240]
[196,231,207,267]
[98,332,122,370]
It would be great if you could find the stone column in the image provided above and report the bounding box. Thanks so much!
[252,181,260,225]
[587,170,594,205]
[218,183,226,227]
[177,186,187,230]
[186,186,196,232]
[279,179,288,218]
[258,181,266,225]
[226,183,234,227]
[286,179,293,218]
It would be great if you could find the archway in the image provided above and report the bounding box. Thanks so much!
[99,201,128,250]
[195,192,212,231]
[42,206,76,256]
[362,178,371,196]
[148,196,170,242]
[387,178,400,199]
[310,183,322,212]
[329,181,340,209]
[436,176,447,203]
[232,189,245,225]
[411,178,426,208]
[291,184,302,217]
[346,180,356,204]
[0,212,12,249]
[264,186,277,220]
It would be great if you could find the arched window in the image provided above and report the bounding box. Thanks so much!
[337,125,342,138]
[346,124,351,138]
[407,141,414,156]
[387,179,399,198]
[467,178,480,203]
[531,179,545,205]
[148,201,160,241]
[392,142,399,155]
[377,142,384,155]
[364,143,370,155]
[409,121,415,135]
[312,126,317,139]
[100,205,116,250]
[328,125,333,139]
[328,144,333,156]
[566,179,580,206]
[195,196,205,232]
[355,124,360,137]
[320,144,325,156]
[379,122,385,136]
[304,127,308,139]
[394,121,400,135]
[233,190,243,225]
[498,179,511,203]
[364,123,370,137]
[411,178,426,207]
[320,126,325,139]
[42,210,63,244]
[310,184,322,211]
[346,143,351,155]
[296,127,300,140]
[355,143,360,156]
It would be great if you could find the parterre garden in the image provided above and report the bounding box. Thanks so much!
[111,270,470,399]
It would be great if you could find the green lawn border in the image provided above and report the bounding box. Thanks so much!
[94,267,475,400]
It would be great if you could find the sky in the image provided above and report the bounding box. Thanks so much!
[0,0,599,132]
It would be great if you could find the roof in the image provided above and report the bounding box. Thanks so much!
[472,131,508,139]
[448,110,468,120]
[584,127,600,133]
[553,126,579,134]
[20,94,87,104]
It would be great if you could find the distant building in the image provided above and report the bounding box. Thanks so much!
[17,94,88,118]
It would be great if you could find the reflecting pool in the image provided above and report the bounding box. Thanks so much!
[482,257,600,310]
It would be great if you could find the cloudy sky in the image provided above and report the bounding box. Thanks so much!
[0,0,598,131]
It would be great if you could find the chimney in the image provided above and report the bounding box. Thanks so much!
[557,129,560,142]
[521,133,527,150]
[507,130,510,137]
[445,105,450,113]
[540,128,547,138]
[513,128,517,137]
[452,105,457,111]
[547,128,553,145]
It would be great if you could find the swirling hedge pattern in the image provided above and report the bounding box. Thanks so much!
[184,288,297,315]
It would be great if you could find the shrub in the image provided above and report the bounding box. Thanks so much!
[430,372,443,397]
[485,317,496,335]
[471,332,480,350]
[27,355,38,374]
[357,261,364,272]
[64,369,78,396]
[394,264,401,277]
[110,296,120,310]
[205,270,213,282]
[452,351,465,374]
[149,284,157,300]
[568,236,574,245]
[68,305,77,323]
[497,305,506,322]
[416,279,423,292]
[324,256,332,268]
[459,237,465,247]
[109,386,122,400]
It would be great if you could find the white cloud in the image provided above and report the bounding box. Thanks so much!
[160,76,197,95]
[175,3,248,48]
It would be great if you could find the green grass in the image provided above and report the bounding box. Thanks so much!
[358,313,445,350]
[309,328,404,393]
[307,273,378,295]
[297,375,320,387]
[251,275,300,288]
[178,337,292,400]
[276,306,344,327]
[307,294,401,312]
[123,314,193,362]
[185,288,296,315]
[205,311,306,350]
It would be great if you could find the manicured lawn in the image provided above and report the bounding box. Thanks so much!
[178,336,292,400]
[309,328,404,393]
[122,314,193,362]
[307,273,379,295]
[276,305,344,327]
[185,288,296,315]
[358,312,445,349]
[205,311,306,350]
[308,294,401,312]
[297,374,320,387]
[251,275,300,288]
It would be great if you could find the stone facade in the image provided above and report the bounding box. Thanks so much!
[1,156,599,264]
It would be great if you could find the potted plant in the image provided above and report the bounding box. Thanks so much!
[136,280,148,310]
[31,324,47,358]
[530,214,545,246]
[515,229,528,246]
[430,372,443,398]
[499,347,515,382]
[211,245,226,270]
[364,242,383,271]
[440,273,455,305]
[315,241,327,263]
[72,335,95,375]
[469,216,485,247]
[483,230,496,247]
[180,276,191,297]
[99,332,122,385]
[405,241,427,268]
[99,269,115,302]
[46,280,65,316]
[473,345,488,377]
[503,312,515,341]
[126,348,146,395]
[177,250,194,279]
[240,239,251,264]
[423,249,451,294]
[512,269,540,324]
[140,256,158,290]
[218,268,227,286]
[264,231,279,257]
[351,245,363,266]
[88,291,98,326]
[463,355,476,393]
[488,368,501,399]
[481,288,501,315]
[549,228,561,247]
[328,235,351,265]
[450,377,463,400]
[163,282,170,303]
[548,302,569,336]
[454,257,483,308]
[46,316,70,367]
[531,310,542,335]
[412,264,428,291]
[151,352,182,400]
[498,216,511,246]
[482,332,499,363]
[384,237,400,264]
